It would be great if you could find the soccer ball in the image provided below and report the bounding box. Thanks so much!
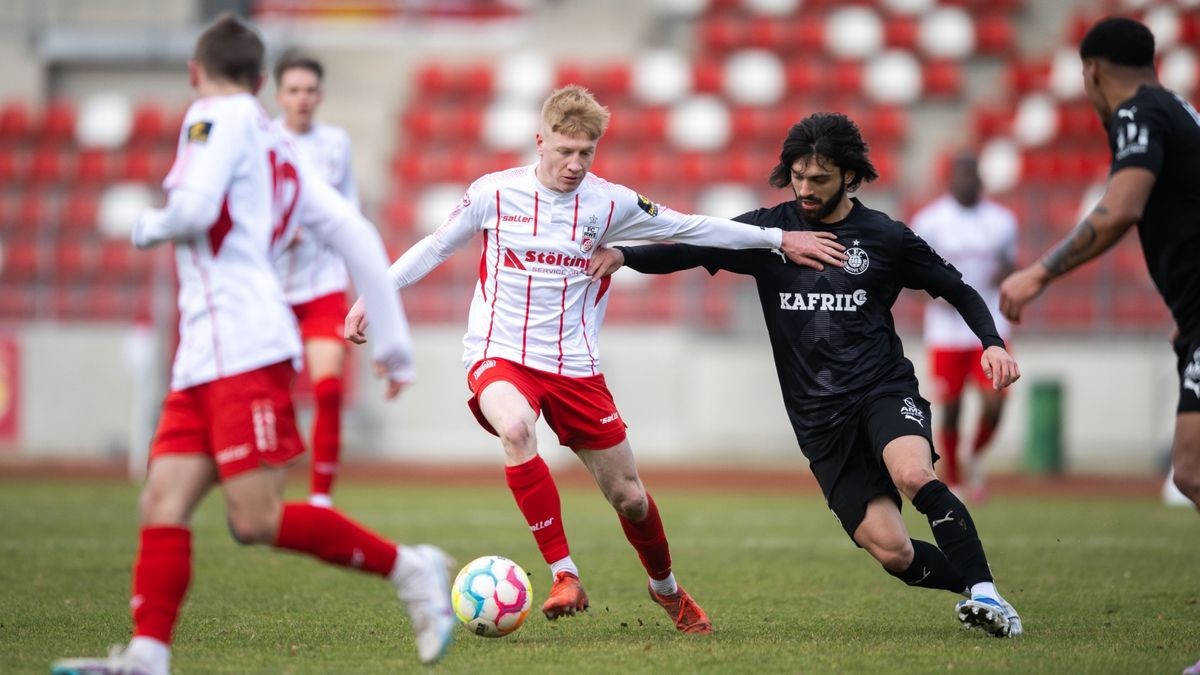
[451,555,533,637]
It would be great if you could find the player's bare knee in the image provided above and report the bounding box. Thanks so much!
[138,484,183,525]
[894,468,938,499]
[610,487,648,520]
[226,512,276,545]
[496,419,535,454]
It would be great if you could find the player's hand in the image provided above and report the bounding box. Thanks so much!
[779,231,847,270]
[375,362,411,400]
[999,264,1050,323]
[344,296,368,344]
[588,247,625,280]
[980,345,1020,390]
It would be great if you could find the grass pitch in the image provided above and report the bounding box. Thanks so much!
[2,476,1198,674]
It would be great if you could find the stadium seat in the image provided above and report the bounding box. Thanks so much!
[39,100,76,143]
[922,60,962,97]
[0,147,15,184]
[61,191,100,234]
[975,13,1016,54]
[1,237,42,281]
[55,236,100,282]
[0,281,36,318]
[130,102,168,144]
[28,146,66,184]
[0,101,32,141]
[74,149,112,184]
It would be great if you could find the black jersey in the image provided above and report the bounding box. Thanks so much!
[619,198,1002,442]
[1108,85,1200,339]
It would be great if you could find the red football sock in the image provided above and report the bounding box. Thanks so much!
[937,427,960,485]
[619,493,672,581]
[505,455,569,564]
[273,503,397,577]
[131,526,192,644]
[972,420,998,458]
[310,376,343,497]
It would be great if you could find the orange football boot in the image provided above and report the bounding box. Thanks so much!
[649,584,712,634]
[542,571,589,619]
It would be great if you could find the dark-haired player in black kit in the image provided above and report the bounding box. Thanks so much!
[999,18,1200,672]
[589,112,1024,637]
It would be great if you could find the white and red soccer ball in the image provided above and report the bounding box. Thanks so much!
[451,555,533,637]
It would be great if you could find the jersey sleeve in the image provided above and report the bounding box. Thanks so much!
[600,184,782,250]
[387,181,487,288]
[898,225,964,297]
[163,102,243,203]
[1109,99,1167,177]
[336,129,360,210]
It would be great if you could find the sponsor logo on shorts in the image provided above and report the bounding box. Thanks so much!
[900,397,925,427]
[251,400,278,452]
[216,443,251,465]
[600,412,620,424]
[844,240,869,275]
[1185,347,1200,399]
[473,359,497,380]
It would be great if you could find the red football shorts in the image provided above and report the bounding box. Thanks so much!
[466,358,628,450]
[929,347,1006,403]
[291,291,349,344]
[150,361,305,480]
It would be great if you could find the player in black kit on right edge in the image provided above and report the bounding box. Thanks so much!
[589,113,1024,637]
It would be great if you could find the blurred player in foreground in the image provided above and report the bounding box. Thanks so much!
[53,16,452,675]
[997,16,1200,673]
[592,113,1023,638]
[273,50,360,507]
[912,151,1017,502]
[345,84,844,634]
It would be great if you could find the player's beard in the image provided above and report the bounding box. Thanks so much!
[794,181,846,224]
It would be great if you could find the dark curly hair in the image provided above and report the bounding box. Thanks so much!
[1079,16,1155,69]
[768,113,878,192]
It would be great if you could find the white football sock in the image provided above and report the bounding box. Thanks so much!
[550,556,578,578]
[308,494,333,508]
[649,573,678,596]
[127,636,170,673]
[971,581,998,601]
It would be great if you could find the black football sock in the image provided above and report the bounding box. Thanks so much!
[912,480,993,586]
[885,539,968,593]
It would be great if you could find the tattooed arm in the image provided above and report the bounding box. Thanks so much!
[999,167,1157,322]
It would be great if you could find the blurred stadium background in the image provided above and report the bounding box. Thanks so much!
[0,0,1195,479]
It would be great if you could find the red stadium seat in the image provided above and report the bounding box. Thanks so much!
[692,59,723,95]
[55,236,100,282]
[0,147,15,184]
[1,237,42,281]
[885,16,919,51]
[0,101,32,140]
[0,282,36,319]
[976,13,1016,54]
[699,16,745,54]
[923,61,962,97]
[61,190,100,234]
[27,146,66,184]
[130,102,168,144]
[39,100,76,143]
[74,149,112,184]
[17,189,56,232]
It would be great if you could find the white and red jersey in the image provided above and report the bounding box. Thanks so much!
[271,119,356,305]
[162,93,301,391]
[388,165,782,377]
[912,194,1017,349]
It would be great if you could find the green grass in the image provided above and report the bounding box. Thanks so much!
[2,478,1198,674]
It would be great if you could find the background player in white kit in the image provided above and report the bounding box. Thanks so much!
[346,85,847,634]
[911,151,1017,502]
[273,50,360,507]
[53,16,452,675]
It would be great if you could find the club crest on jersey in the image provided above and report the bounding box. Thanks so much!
[1184,347,1200,399]
[581,225,600,253]
[844,240,869,275]
[636,193,659,217]
[187,121,213,144]
[900,397,925,427]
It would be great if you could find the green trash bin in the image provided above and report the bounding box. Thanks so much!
[1026,380,1063,474]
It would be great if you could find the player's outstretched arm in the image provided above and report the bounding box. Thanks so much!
[999,167,1155,322]
[132,187,222,249]
[299,174,415,398]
